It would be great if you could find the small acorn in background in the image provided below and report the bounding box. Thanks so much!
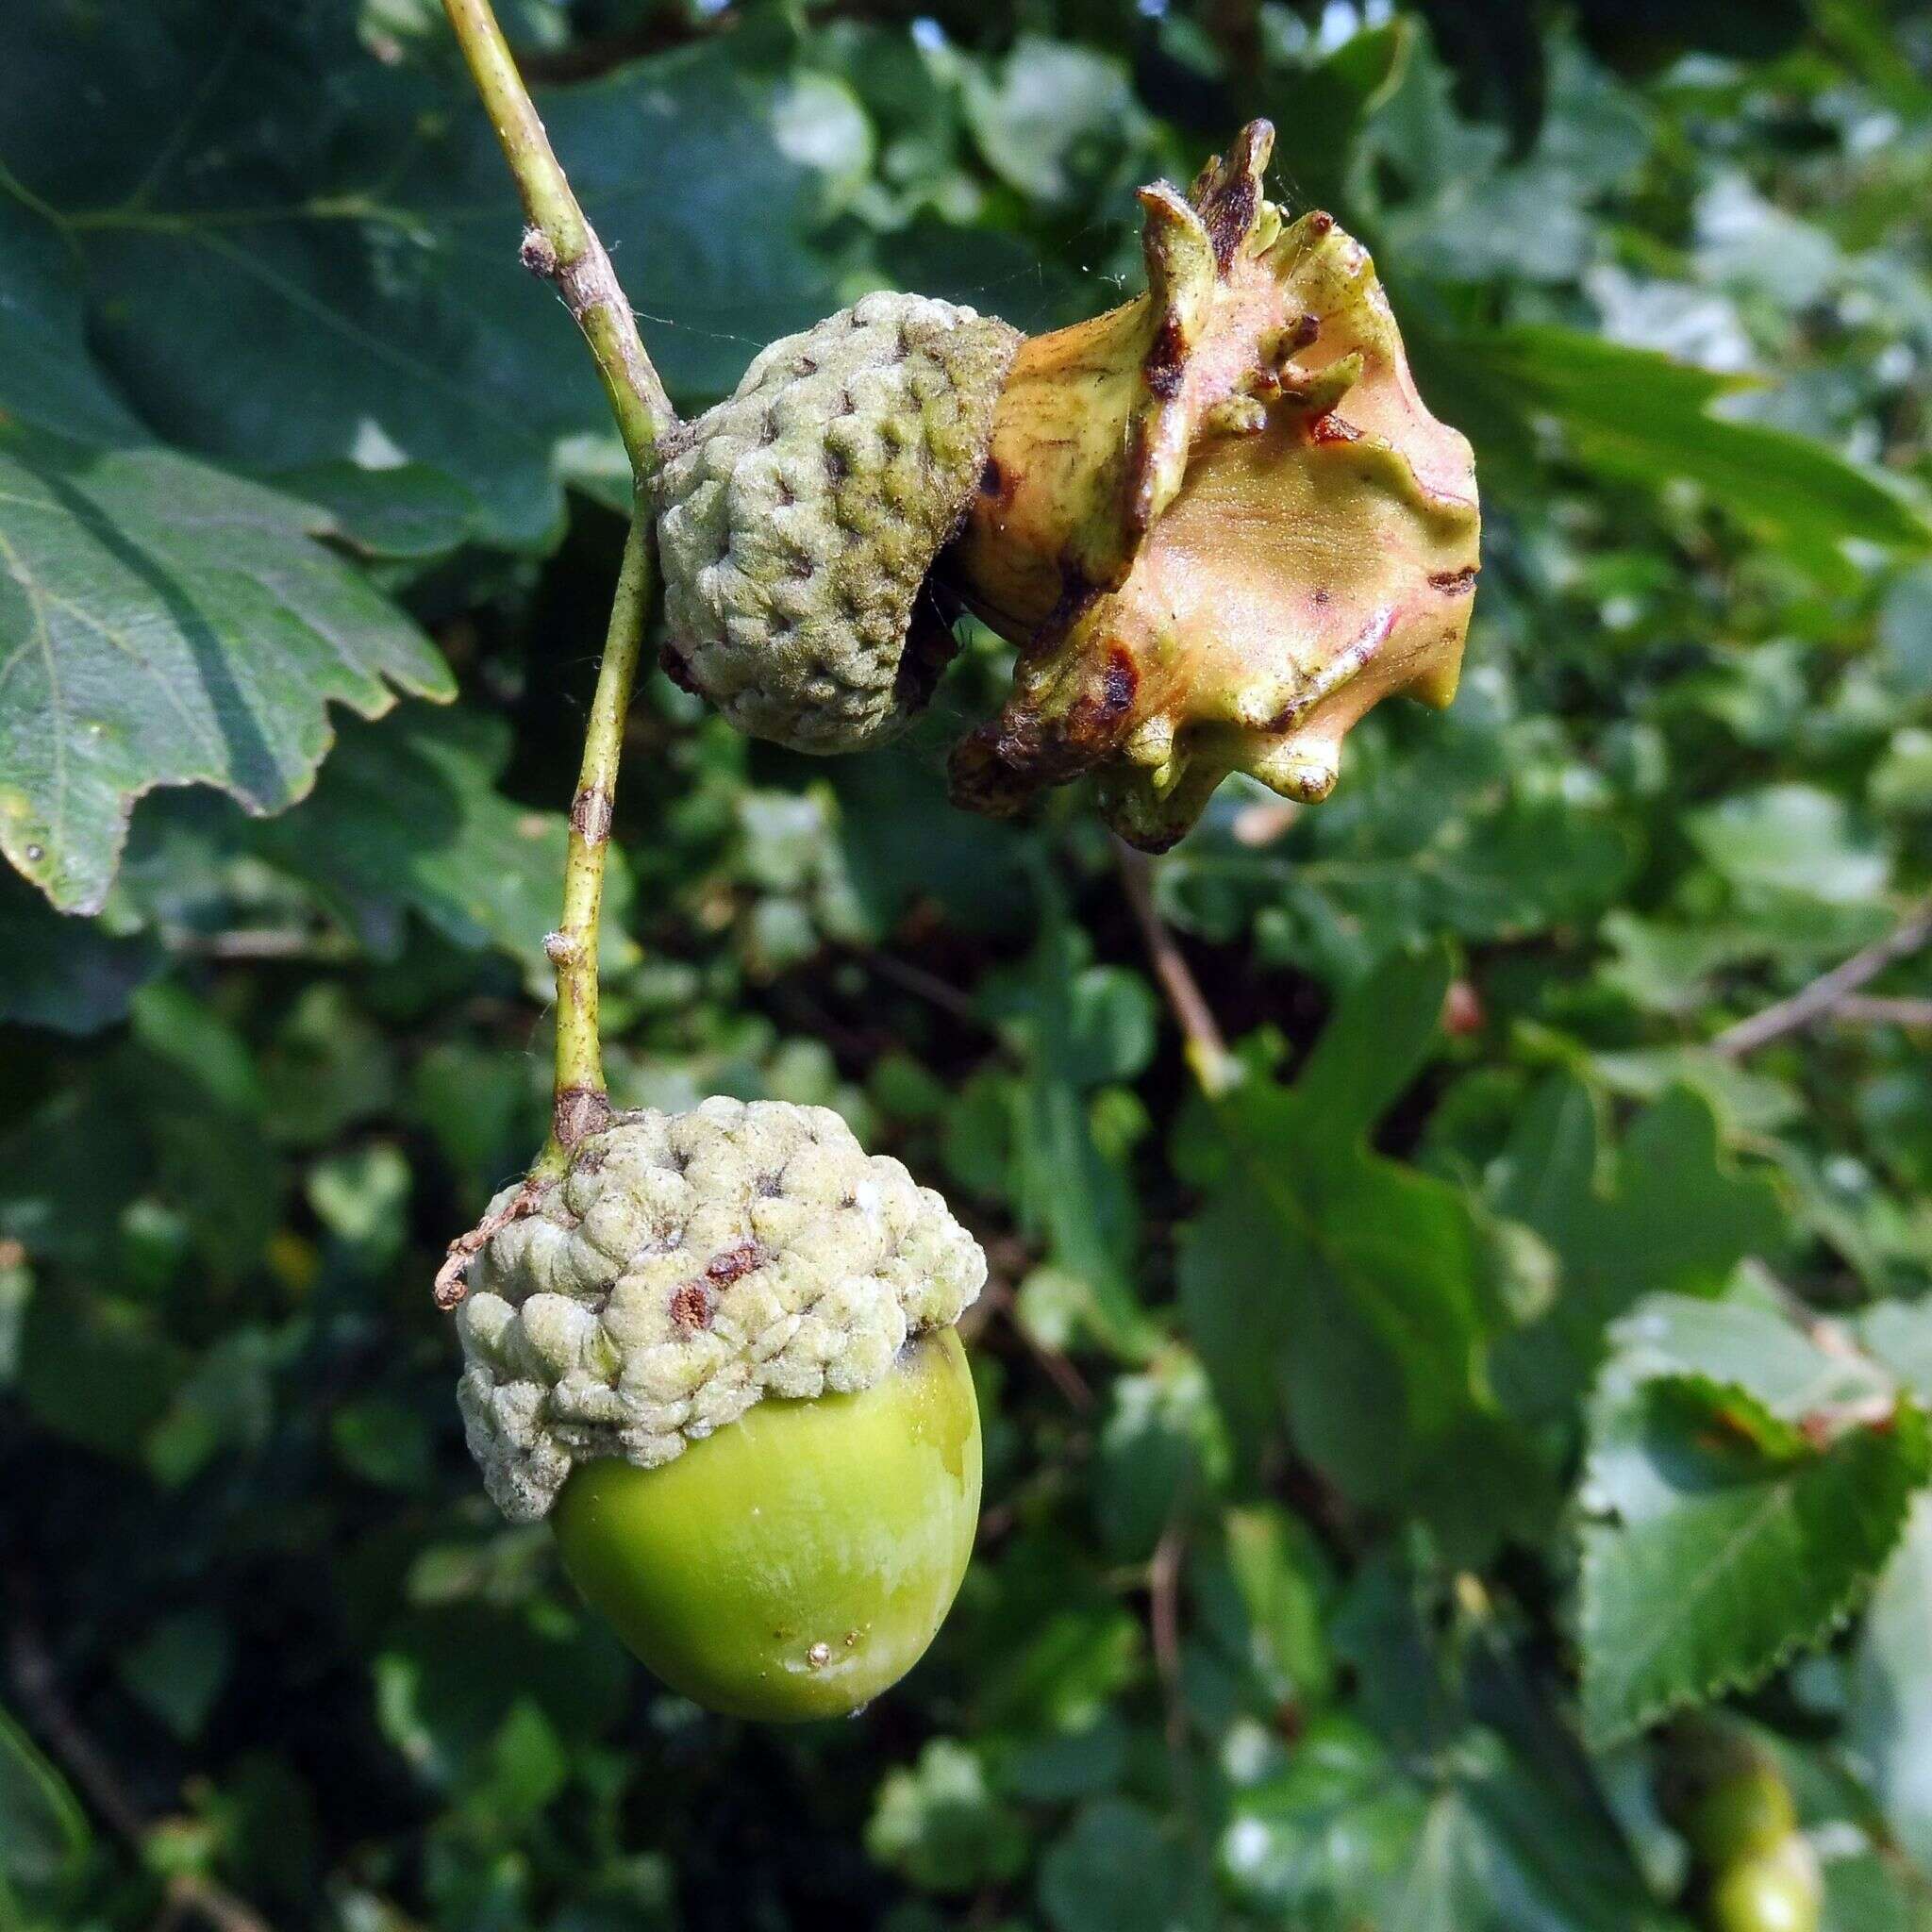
[650,119,1480,848]
[1664,1728,1823,1932]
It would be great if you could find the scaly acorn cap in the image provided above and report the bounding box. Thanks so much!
[455,1098,987,1523]
[943,121,1480,849]
[653,292,1021,754]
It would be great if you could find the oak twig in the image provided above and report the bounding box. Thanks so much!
[1149,1516,1188,1753]
[441,0,672,478]
[1116,843,1236,1096]
[859,946,989,1029]
[1827,993,1932,1031]
[1712,899,1932,1057]
[435,0,673,1303]
[977,1269,1093,1412]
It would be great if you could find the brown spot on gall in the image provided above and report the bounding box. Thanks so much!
[1058,646,1140,762]
[947,722,1036,819]
[1203,174,1257,273]
[1144,313,1187,401]
[1310,413,1361,445]
[1043,567,1103,645]
[1428,566,1479,596]
[670,1280,713,1331]
[707,1239,764,1286]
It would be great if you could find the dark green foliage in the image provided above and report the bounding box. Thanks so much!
[3,2,1932,1927]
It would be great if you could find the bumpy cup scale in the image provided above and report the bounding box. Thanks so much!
[457,1098,986,1719]
[943,121,1481,848]
[653,292,1020,754]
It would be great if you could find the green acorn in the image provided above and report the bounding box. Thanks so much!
[454,1097,986,1721]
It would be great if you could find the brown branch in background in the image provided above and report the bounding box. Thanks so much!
[5,1596,144,1845]
[173,928,354,963]
[974,1264,1093,1412]
[858,945,990,1030]
[1828,993,1932,1031]
[1148,1516,1188,1754]
[1115,842,1236,1096]
[4,1571,273,1932]
[1712,898,1932,1057]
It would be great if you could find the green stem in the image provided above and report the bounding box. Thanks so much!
[539,511,655,1166]
[441,0,674,478]
[440,0,674,1173]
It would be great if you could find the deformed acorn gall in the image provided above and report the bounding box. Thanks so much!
[647,120,1479,847]
[941,121,1479,847]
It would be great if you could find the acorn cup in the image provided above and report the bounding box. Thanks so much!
[652,292,1020,754]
